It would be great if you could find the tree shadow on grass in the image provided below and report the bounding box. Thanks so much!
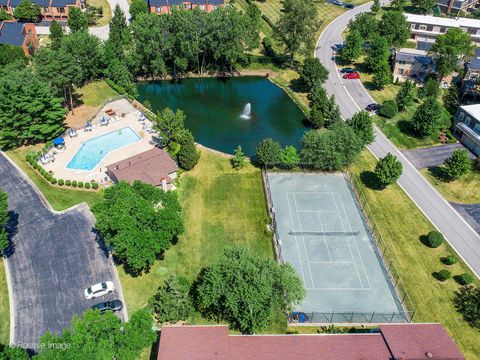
[427,165,451,182]
[359,171,384,190]
[419,234,431,247]
[397,120,417,137]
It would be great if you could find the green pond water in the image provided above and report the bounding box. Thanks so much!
[136,77,307,155]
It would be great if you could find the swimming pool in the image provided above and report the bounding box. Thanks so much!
[67,127,141,171]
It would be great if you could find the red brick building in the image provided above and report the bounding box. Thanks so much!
[157,323,465,360]
[145,0,224,15]
[0,21,38,55]
[1,0,84,21]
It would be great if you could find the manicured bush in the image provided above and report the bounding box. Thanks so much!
[379,100,398,119]
[455,273,474,285]
[92,182,99,190]
[58,179,64,186]
[78,181,84,188]
[65,180,71,186]
[425,230,444,248]
[72,180,77,187]
[441,255,458,265]
[436,269,451,282]
[51,178,57,184]
[45,173,52,181]
[85,182,91,189]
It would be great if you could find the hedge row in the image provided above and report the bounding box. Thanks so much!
[25,153,99,190]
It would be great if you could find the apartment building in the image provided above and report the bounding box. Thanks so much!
[145,0,224,15]
[436,0,479,15]
[2,0,84,21]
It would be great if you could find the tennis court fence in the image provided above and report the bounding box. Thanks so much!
[289,310,412,324]
[262,168,283,263]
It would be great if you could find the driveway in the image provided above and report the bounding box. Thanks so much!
[315,1,480,278]
[0,153,125,350]
[402,143,476,169]
[451,203,480,235]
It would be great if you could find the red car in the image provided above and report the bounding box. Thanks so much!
[343,72,360,79]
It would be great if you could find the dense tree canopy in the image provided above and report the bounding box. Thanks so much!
[280,146,300,169]
[411,0,436,13]
[194,246,305,334]
[0,189,9,254]
[129,0,149,20]
[454,285,480,329]
[0,65,65,149]
[35,309,156,360]
[93,181,184,274]
[256,138,282,166]
[0,346,29,360]
[365,34,390,73]
[0,44,26,68]
[151,276,194,323]
[67,7,89,33]
[341,29,363,64]
[347,111,374,146]
[379,11,409,48]
[300,57,328,91]
[348,13,377,40]
[13,0,40,22]
[49,20,63,50]
[308,83,341,129]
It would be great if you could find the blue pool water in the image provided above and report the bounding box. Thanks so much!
[67,127,141,171]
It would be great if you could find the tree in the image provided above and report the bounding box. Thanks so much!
[443,149,472,180]
[256,138,282,166]
[365,35,390,73]
[107,4,131,58]
[0,65,65,149]
[308,105,325,129]
[453,285,480,328]
[341,29,363,64]
[300,57,328,90]
[274,0,318,67]
[0,190,9,254]
[0,346,29,360]
[105,59,137,96]
[396,80,415,111]
[374,153,403,187]
[0,9,12,21]
[92,181,184,275]
[129,0,149,20]
[155,108,186,145]
[348,13,377,40]
[280,146,300,168]
[194,246,305,334]
[49,20,63,50]
[425,230,444,248]
[232,145,246,169]
[430,28,473,81]
[347,111,374,146]
[35,309,157,360]
[379,11,410,48]
[68,7,88,32]
[391,0,406,9]
[308,83,341,128]
[151,276,194,323]
[411,97,443,137]
[443,85,460,115]
[371,0,380,12]
[372,59,392,89]
[177,130,199,170]
[0,44,26,68]
[300,123,363,170]
[13,0,40,22]
[419,78,439,99]
[379,100,398,118]
[411,0,436,13]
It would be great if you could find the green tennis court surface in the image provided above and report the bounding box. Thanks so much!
[267,173,406,323]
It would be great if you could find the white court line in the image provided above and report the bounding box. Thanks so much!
[336,192,373,290]
[286,193,308,288]
[331,192,368,290]
[292,194,316,288]
[306,287,371,291]
[311,210,333,262]
[309,261,354,264]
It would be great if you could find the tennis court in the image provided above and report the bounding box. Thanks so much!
[267,173,406,323]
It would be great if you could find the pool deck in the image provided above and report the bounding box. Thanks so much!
[42,99,156,185]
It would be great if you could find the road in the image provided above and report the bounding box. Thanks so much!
[89,0,131,40]
[315,1,480,277]
[0,153,126,350]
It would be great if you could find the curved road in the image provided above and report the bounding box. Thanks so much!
[89,0,130,40]
[315,2,480,278]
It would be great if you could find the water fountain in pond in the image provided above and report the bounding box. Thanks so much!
[240,103,251,119]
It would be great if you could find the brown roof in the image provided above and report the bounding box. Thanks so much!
[157,324,465,360]
[380,324,465,360]
[106,147,178,186]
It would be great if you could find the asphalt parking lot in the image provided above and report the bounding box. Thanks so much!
[402,143,476,169]
[0,153,125,350]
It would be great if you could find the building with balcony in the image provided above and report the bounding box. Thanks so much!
[145,0,224,15]
[392,48,435,83]
[0,20,38,55]
[453,104,480,156]
[437,0,480,15]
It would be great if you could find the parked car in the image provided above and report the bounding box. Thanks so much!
[340,67,356,73]
[84,281,114,300]
[344,3,354,8]
[343,72,360,79]
[91,300,123,313]
[365,103,379,112]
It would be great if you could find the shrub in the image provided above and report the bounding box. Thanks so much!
[50,178,57,184]
[72,180,77,187]
[425,230,444,248]
[85,182,91,189]
[45,173,52,181]
[455,273,474,285]
[443,149,472,181]
[92,182,99,190]
[78,181,84,188]
[150,276,194,324]
[262,37,275,58]
[65,180,71,186]
[256,138,283,167]
[441,255,457,265]
[454,285,480,328]
[379,100,398,119]
[58,179,64,186]
[374,153,402,187]
[435,269,451,282]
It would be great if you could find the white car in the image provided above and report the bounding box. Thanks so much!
[84,281,114,300]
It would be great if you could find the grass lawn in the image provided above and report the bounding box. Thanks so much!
[0,260,9,347]
[422,167,480,204]
[86,0,112,27]
[118,148,273,312]
[349,150,480,359]
[5,145,103,211]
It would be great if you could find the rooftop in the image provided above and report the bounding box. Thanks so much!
[460,103,480,119]
[157,324,464,360]
[0,21,27,47]
[106,147,178,186]
[396,48,433,65]
[147,0,224,6]
[405,13,480,29]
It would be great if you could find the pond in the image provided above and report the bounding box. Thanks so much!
[136,77,307,155]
